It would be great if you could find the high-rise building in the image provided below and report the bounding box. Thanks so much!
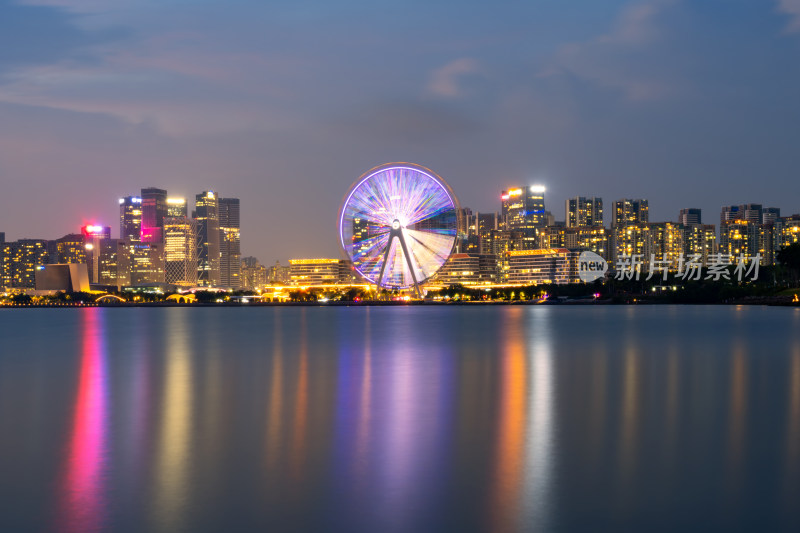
[241,257,268,290]
[164,217,199,287]
[476,212,499,254]
[194,191,220,287]
[219,197,241,289]
[679,208,702,226]
[762,207,781,225]
[721,204,776,226]
[8,239,49,287]
[612,222,683,271]
[501,185,546,248]
[141,187,168,243]
[720,205,740,226]
[81,225,112,284]
[268,261,291,284]
[683,224,717,265]
[118,241,165,286]
[775,215,800,250]
[166,198,188,218]
[566,197,603,227]
[55,233,87,264]
[97,239,121,287]
[613,199,649,228]
[740,203,763,224]
[456,208,479,253]
[119,196,143,243]
[719,220,760,263]
[539,226,608,258]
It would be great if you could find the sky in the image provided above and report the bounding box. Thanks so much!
[1,0,799,262]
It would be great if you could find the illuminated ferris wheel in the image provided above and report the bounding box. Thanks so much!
[339,163,460,294]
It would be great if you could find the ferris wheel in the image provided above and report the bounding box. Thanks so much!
[339,163,460,294]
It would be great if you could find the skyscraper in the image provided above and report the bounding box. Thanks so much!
[762,207,781,225]
[501,185,546,249]
[81,225,112,283]
[141,187,168,243]
[566,197,603,227]
[679,208,702,226]
[119,196,143,243]
[166,198,188,218]
[194,191,220,286]
[219,197,241,289]
[613,199,649,228]
[164,217,199,287]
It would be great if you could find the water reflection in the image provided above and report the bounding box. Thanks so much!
[0,305,796,533]
[152,309,193,532]
[490,307,528,533]
[58,308,109,533]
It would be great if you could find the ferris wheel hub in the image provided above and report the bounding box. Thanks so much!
[391,219,401,230]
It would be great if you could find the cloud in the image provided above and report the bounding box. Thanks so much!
[541,0,680,101]
[777,0,800,32]
[428,58,480,98]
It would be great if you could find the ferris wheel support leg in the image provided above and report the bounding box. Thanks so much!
[396,230,422,299]
[375,236,393,292]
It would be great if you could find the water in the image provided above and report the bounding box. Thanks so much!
[1,305,800,533]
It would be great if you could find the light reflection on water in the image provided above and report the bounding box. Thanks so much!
[0,305,799,532]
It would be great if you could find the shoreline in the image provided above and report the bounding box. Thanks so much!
[2,299,798,309]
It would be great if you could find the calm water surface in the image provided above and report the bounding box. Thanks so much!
[1,305,800,532]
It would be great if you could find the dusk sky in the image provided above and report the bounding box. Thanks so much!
[1,0,799,262]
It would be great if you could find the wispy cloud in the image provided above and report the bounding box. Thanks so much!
[541,0,680,101]
[428,58,480,98]
[777,0,800,32]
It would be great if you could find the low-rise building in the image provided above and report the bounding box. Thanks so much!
[505,248,580,285]
[288,258,354,285]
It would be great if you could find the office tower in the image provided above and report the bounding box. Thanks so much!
[141,187,168,243]
[762,207,781,225]
[119,196,143,243]
[613,199,649,228]
[219,197,241,289]
[194,191,220,287]
[55,234,87,264]
[476,212,499,254]
[501,185,545,249]
[166,198,188,218]
[97,239,121,287]
[679,208,702,226]
[566,197,603,227]
[81,225,112,284]
[683,224,717,265]
[117,241,165,286]
[539,226,608,259]
[164,217,199,287]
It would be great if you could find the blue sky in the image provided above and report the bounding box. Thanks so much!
[1,0,799,260]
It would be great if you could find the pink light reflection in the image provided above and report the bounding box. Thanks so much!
[57,308,109,533]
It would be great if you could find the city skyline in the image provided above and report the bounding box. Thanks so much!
[1,1,799,261]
